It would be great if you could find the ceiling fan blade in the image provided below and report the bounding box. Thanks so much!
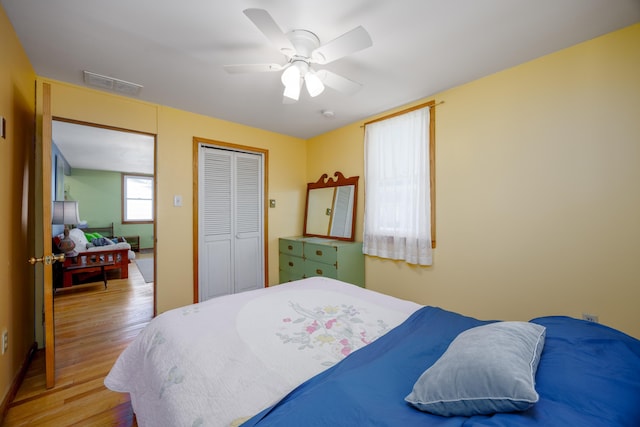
[223,63,284,74]
[311,26,372,65]
[315,69,362,95]
[243,8,295,54]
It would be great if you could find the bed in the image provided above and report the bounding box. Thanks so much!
[104,277,640,427]
[80,222,136,260]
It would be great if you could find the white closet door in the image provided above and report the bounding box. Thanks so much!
[234,153,263,293]
[200,149,233,300]
[199,146,264,301]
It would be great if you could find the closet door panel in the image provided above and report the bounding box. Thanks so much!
[234,153,263,293]
[200,149,234,301]
[201,239,233,299]
[234,236,261,293]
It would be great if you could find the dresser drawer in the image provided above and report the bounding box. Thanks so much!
[279,239,304,257]
[304,242,337,265]
[279,267,305,283]
[279,253,305,276]
[304,259,338,280]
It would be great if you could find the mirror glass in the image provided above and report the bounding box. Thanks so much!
[304,172,358,241]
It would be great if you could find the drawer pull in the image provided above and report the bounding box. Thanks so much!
[288,261,294,267]
[316,250,323,256]
[288,245,293,250]
[316,269,323,275]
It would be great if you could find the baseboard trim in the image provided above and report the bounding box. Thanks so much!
[0,342,38,423]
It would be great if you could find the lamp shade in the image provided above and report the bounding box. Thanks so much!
[281,63,301,88]
[283,80,302,101]
[52,201,81,225]
[304,70,325,97]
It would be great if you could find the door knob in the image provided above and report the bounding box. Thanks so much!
[28,254,65,265]
[27,256,44,265]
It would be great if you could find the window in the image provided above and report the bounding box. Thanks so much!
[363,101,436,266]
[122,174,154,223]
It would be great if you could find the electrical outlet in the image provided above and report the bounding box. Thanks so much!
[582,313,599,323]
[2,330,7,354]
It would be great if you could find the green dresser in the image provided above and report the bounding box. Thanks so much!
[279,236,365,287]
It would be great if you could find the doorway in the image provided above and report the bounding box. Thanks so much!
[38,118,156,348]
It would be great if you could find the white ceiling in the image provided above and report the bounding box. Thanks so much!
[52,120,155,175]
[4,0,640,144]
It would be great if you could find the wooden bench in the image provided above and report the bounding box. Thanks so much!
[62,248,129,288]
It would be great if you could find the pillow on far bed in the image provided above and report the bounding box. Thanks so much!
[405,321,546,417]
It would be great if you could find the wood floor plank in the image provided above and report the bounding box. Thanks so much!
[4,256,152,426]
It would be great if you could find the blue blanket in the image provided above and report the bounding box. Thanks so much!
[243,306,640,427]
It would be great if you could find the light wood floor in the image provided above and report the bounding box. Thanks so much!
[4,255,154,426]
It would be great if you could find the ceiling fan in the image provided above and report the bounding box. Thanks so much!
[224,8,373,103]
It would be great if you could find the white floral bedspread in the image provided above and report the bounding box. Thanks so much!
[104,277,421,427]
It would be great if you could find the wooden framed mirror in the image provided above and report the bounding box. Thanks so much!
[303,172,358,241]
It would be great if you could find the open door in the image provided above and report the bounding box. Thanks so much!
[27,82,59,388]
[42,83,57,388]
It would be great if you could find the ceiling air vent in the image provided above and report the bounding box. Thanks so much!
[83,71,143,96]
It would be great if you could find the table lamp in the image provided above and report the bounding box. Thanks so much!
[52,201,81,255]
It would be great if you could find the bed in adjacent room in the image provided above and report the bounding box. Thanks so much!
[53,224,136,288]
[74,222,136,261]
[104,277,640,427]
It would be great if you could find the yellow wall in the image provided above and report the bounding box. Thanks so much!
[0,4,36,410]
[154,106,306,310]
[308,23,640,338]
[42,80,307,312]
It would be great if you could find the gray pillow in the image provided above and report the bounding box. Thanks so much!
[405,321,546,416]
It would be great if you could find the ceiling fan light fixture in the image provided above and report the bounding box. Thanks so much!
[283,79,301,101]
[228,9,371,102]
[304,71,325,97]
[281,64,301,88]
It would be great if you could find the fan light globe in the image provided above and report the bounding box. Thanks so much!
[283,82,301,101]
[305,71,325,97]
[281,65,301,88]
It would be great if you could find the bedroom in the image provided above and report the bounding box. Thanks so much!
[1,1,639,425]
[51,120,155,256]
[48,120,155,294]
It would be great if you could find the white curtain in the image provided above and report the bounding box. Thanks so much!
[363,106,432,265]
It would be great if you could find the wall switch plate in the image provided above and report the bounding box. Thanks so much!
[269,199,276,208]
[173,195,182,207]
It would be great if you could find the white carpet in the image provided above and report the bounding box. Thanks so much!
[135,257,154,283]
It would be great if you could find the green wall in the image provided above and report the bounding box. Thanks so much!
[65,168,154,249]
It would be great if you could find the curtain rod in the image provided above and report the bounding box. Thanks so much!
[362,100,444,128]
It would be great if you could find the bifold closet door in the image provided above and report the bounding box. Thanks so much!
[199,146,264,301]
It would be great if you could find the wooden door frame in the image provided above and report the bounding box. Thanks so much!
[49,117,158,310]
[192,137,269,303]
